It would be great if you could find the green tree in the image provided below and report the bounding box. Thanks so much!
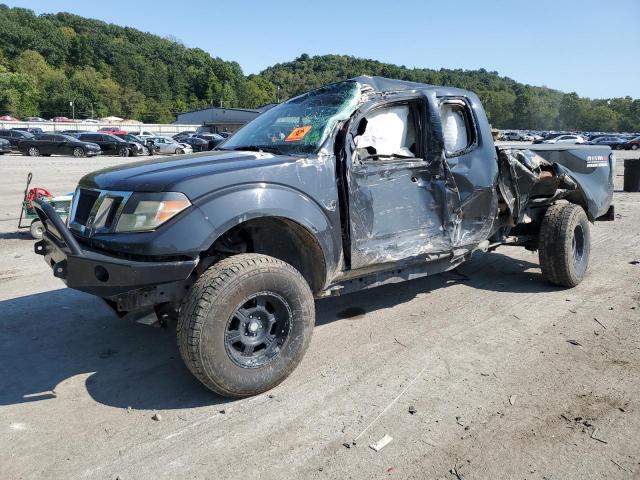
[0,67,39,116]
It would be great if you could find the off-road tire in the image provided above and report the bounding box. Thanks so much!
[539,203,590,287]
[30,219,44,239]
[177,254,315,398]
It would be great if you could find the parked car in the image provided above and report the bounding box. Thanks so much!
[588,136,627,149]
[0,129,34,149]
[501,131,522,141]
[81,118,100,124]
[12,127,43,135]
[0,115,19,122]
[129,130,155,139]
[534,132,568,144]
[74,133,133,156]
[176,135,209,152]
[528,132,543,141]
[146,136,193,154]
[542,134,586,144]
[625,136,640,150]
[195,125,229,136]
[173,131,196,139]
[114,133,152,156]
[53,116,74,123]
[195,133,224,150]
[33,77,615,398]
[99,128,128,135]
[0,137,11,154]
[61,130,92,135]
[18,133,101,157]
[25,116,47,122]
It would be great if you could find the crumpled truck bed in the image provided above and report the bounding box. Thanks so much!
[496,144,615,222]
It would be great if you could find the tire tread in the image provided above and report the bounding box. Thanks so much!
[177,254,313,397]
[538,203,589,287]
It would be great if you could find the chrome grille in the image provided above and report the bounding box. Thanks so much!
[69,188,131,237]
[73,189,99,225]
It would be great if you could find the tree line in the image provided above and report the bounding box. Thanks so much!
[0,5,638,131]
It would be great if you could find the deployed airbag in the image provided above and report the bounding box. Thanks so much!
[355,105,414,157]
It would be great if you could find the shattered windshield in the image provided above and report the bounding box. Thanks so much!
[220,81,360,155]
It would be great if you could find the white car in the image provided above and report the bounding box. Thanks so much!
[147,136,193,155]
[130,130,156,139]
[543,134,586,145]
[529,133,544,141]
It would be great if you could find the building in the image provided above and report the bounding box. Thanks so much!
[174,104,277,133]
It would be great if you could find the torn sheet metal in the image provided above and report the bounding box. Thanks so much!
[498,149,553,223]
[525,145,615,220]
[498,146,615,222]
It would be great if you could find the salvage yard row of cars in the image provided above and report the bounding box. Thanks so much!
[500,129,640,149]
[0,126,228,157]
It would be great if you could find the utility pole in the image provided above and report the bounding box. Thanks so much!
[69,100,75,121]
[277,85,280,103]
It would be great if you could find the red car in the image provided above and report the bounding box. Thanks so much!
[626,137,640,151]
[0,115,19,122]
[53,116,74,123]
[98,127,127,135]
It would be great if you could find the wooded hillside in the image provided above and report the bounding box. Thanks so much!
[0,5,637,130]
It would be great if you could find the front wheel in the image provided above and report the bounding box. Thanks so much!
[631,144,639,151]
[175,148,184,154]
[73,147,85,158]
[118,147,129,157]
[539,203,591,287]
[27,146,40,157]
[178,254,315,398]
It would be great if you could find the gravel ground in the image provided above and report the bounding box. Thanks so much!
[0,149,639,480]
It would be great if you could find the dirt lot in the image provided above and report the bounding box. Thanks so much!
[1,150,639,480]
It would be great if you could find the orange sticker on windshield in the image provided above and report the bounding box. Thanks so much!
[285,126,311,142]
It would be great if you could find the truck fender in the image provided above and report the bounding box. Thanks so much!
[194,183,339,277]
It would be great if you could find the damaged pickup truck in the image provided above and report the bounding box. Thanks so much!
[34,76,615,397]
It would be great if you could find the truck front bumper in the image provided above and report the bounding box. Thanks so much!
[33,200,198,298]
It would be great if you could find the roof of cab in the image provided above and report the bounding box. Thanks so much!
[350,75,470,97]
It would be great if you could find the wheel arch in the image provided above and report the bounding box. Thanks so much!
[205,216,328,294]
[193,185,339,293]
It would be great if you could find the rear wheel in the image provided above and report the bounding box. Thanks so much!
[539,203,590,287]
[30,219,44,240]
[28,146,40,157]
[73,147,85,158]
[178,254,315,398]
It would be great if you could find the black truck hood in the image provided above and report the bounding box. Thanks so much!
[80,150,299,194]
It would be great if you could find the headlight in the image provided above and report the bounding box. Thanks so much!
[115,192,191,232]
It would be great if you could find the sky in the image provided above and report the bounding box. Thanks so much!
[4,0,639,99]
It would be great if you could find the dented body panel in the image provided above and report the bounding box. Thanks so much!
[34,76,614,308]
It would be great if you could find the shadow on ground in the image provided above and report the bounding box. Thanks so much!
[0,249,556,411]
[0,230,31,240]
